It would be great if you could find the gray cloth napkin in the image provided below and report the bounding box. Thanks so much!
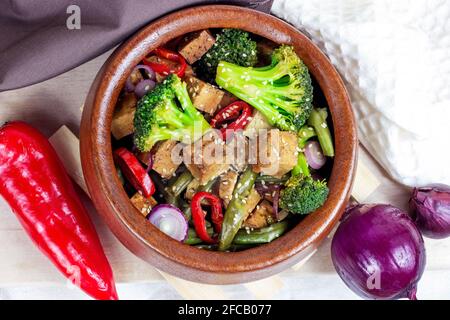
[0,0,273,92]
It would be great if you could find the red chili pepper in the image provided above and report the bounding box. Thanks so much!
[0,122,118,300]
[191,192,224,244]
[114,147,155,198]
[210,101,253,140]
[143,47,187,78]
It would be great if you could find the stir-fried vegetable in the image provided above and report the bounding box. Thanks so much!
[210,101,253,139]
[114,28,336,253]
[219,167,258,251]
[148,204,189,241]
[197,29,258,82]
[144,47,187,78]
[233,221,288,244]
[216,45,313,131]
[292,126,316,176]
[307,108,334,157]
[133,74,211,152]
[279,174,328,215]
[114,147,155,198]
[191,191,224,244]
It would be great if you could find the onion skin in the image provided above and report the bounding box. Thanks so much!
[410,184,450,239]
[331,204,426,300]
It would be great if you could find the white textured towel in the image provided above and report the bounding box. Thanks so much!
[272,0,450,187]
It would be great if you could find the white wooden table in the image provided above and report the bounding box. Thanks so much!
[1,50,450,300]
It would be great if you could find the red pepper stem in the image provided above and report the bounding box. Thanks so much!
[191,191,224,244]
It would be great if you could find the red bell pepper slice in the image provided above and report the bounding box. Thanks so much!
[210,101,253,140]
[114,147,155,198]
[143,47,187,78]
[191,191,224,244]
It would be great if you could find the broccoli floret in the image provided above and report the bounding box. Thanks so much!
[280,125,328,214]
[196,29,258,82]
[216,45,313,132]
[279,174,329,215]
[133,74,210,152]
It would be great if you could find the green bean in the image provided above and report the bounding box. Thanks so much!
[232,221,289,245]
[218,167,258,251]
[308,108,334,157]
[194,244,255,251]
[149,171,179,206]
[255,174,289,184]
[198,176,218,192]
[167,171,194,197]
[184,227,214,245]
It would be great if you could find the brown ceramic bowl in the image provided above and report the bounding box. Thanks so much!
[80,5,357,284]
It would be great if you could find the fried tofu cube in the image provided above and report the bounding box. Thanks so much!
[186,76,224,115]
[111,93,138,140]
[225,133,249,172]
[243,110,273,138]
[145,56,194,82]
[243,200,275,229]
[252,129,298,178]
[242,187,262,220]
[152,140,181,179]
[130,193,157,217]
[178,30,216,64]
[219,170,239,207]
[184,135,229,185]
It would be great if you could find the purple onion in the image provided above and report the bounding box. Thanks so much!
[304,140,326,169]
[125,65,156,92]
[272,186,281,219]
[135,79,156,98]
[147,204,188,241]
[410,184,450,239]
[331,204,426,300]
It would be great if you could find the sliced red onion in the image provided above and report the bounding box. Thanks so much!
[255,182,281,195]
[136,151,153,171]
[271,185,281,219]
[304,140,326,170]
[135,79,156,98]
[147,204,188,241]
[125,65,156,92]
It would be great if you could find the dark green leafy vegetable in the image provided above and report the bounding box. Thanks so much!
[196,29,258,82]
[133,74,210,152]
[216,45,313,131]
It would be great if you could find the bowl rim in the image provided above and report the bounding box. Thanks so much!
[80,4,357,284]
